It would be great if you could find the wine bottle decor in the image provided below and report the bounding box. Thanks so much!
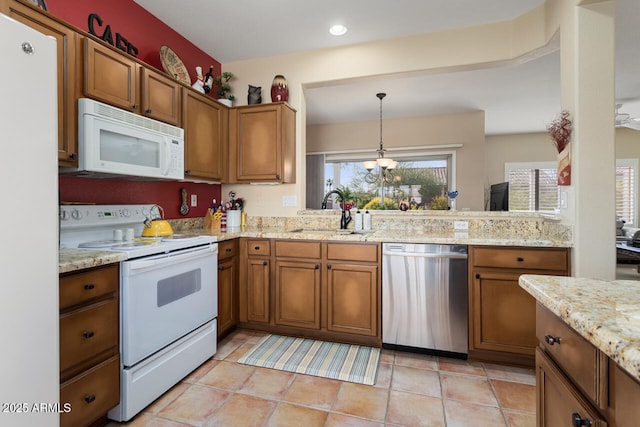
[203,66,214,94]
[271,74,289,102]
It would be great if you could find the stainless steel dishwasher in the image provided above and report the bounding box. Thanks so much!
[382,243,468,358]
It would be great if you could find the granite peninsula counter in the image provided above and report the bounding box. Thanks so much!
[519,274,640,382]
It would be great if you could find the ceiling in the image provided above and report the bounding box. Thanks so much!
[135,0,640,135]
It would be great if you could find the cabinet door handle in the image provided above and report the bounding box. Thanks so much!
[131,104,138,110]
[571,413,592,427]
[276,174,280,180]
[84,283,95,290]
[185,169,191,175]
[84,394,96,404]
[327,264,332,270]
[226,248,232,253]
[262,261,268,266]
[314,264,320,269]
[83,331,95,339]
[145,108,152,114]
[69,153,77,160]
[544,334,561,345]
[218,265,224,271]
[475,273,480,279]
[517,257,524,262]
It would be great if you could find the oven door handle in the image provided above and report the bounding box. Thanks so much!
[126,245,217,272]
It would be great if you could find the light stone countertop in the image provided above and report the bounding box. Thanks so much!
[59,249,127,274]
[59,225,569,274]
[519,274,640,382]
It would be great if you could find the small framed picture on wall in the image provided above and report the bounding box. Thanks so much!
[27,0,47,11]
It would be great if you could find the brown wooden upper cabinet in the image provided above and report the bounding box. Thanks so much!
[230,102,296,183]
[182,90,227,181]
[9,1,79,166]
[84,38,181,126]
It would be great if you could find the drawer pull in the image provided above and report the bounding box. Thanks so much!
[517,257,524,262]
[83,331,95,339]
[544,334,561,345]
[254,246,261,250]
[84,394,96,404]
[571,412,592,427]
[84,283,95,290]
[226,248,232,253]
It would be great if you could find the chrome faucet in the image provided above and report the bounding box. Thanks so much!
[321,189,352,229]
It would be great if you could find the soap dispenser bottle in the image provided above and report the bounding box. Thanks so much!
[363,210,371,230]
[355,210,363,230]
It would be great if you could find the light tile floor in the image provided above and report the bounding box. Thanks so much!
[107,329,536,427]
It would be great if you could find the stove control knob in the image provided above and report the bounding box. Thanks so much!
[121,208,131,217]
[59,209,69,221]
[71,209,82,220]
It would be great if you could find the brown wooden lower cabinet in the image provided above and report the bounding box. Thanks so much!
[326,262,378,336]
[239,238,381,346]
[610,364,640,426]
[275,259,321,329]
[536,348,607,427]
[536,303,640,427]
[217,239,238,338]
[468,246,570,366]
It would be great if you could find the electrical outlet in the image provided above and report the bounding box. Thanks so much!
[282,195,297,207]
[190,194,197,207]
[454,221,469,231]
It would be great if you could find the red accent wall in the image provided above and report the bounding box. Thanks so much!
[47,0,225,219]
[59,176,221,219]
[46,0,221,79]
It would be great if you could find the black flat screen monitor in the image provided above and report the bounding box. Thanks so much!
[490,182,509,211]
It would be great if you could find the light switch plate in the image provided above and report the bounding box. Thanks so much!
[190,194,197,207]
[560,191,567,208]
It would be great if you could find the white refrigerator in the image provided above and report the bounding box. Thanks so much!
[0,13,59,427]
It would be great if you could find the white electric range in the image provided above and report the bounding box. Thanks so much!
[59,204,218,422]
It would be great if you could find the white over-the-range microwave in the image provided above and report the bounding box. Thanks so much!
[59,98,184,180]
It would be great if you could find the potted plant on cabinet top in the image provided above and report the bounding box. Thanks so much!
[213,71,235,106]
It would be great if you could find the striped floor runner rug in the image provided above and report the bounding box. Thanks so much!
[237,334,380,385]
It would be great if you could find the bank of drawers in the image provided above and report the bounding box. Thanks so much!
[59,264,120,427]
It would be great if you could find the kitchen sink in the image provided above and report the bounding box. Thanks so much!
[287,228,367,235]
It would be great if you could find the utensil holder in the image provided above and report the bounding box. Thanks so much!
[227,210,242,230]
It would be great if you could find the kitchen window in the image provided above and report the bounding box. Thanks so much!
[505,162,559,212]
[505,160,637,224]
[616,159,637,225]
[307,149,455,209]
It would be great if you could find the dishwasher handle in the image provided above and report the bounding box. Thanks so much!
[382,250,467,259]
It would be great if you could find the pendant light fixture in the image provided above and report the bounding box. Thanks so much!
[363,93,396,185]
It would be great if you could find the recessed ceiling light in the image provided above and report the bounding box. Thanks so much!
[329,24,348,36]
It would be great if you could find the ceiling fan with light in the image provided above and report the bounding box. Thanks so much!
[615,103,640,130]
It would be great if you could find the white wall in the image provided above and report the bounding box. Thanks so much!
[220,4,557,217]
